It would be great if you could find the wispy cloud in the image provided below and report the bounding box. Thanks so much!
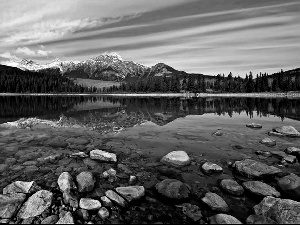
[16,47,52,57]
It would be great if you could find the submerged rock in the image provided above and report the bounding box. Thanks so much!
[201,192,229,212]
[220,179,244,196]
[209,214,242,224]
[246,123,262,129]
[277,173,300,200]
[176,203,202,221]
[161,151,191,167]
[0,193,26,219]
[285,147,300,157]
[260,138,276,147]
[271,151,297,163]
[242,181,280,197]
[247,196,300,224]
[3,181,40,195]
[233,159,282,178]
[18,190,53,219]
[76,171,95,193]
[272,126,300,137]
[155,179,190,200]
[58,172,76,193]
[202,162,223,174]
[90,149,117,162]
[115,186,145,202]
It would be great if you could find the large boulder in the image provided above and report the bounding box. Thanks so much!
[233,159,282,178]
[201,192,229,212]
[202,162,223,174]
[220,179,244,196]
[272,126,300,137]
[58,172,76,193]
[18,190,53,219]
[155,179,190,200]
[209,214,242,224]
[161,151,191,167]
[0,193,26,219]
[246,196,300,224]
[76,171,95,193]
[90,149,117,162]
[115,186,145,202]
[242,181,280,197]
[3,181,40,195]
[277,173,300,200]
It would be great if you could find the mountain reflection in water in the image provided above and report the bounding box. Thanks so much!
[0,96,300,127]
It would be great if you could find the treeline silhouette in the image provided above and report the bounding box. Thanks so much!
[0,65,98,93]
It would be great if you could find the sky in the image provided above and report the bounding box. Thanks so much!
[0,0,300,76]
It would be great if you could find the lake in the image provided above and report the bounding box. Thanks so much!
[1,96,300,223]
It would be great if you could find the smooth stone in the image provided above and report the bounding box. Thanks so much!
[0,164,8,173]
[202,162,223,174]
[105,190,127,207]
[246,123,262,129]
[155,179,190,199]
[272,126,300,137]
[201,192,229,212]
[18,190,53,219]
[161,151,191,167]
[97,207,109,220]
[102,168,117,178]
[246,196,300,224]
[115,186,145,202]
[260,138,276,147]
[129,175,137,185]
[100,196,113,207]
[58,172,76,193]
[285,147,300,157]
[220,179,244,196]
[3,181,40,195]
[56,211,74,224]
[242,181,280,197]
[209,214,242,224]
[63,192,78,208]
[79,198,101,210]
[233,159,282,178]
[0,193,26,219]
[76,171,95,193]
[70,152,88,158]
[277,173,300,200]
[41,215,59,224]
[90,150,117,162]
[176,203,202,221]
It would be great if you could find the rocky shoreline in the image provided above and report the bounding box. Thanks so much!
[0,121,300,224]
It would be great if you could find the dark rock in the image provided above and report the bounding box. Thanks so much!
[277,173,300,200]
[246,123,262,129]
[41,215,58,224]
[201,192,229,212]
[176,203,202,221]
[75,209,90,221]
[242,181,280,197]
[260,138,276,147]
[220,179,244,196]
[155,179,190,200]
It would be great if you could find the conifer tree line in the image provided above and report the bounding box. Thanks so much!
[0,67,99,93]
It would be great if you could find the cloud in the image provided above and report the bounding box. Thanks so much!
[16,47,52,57]
[0,51,19,60]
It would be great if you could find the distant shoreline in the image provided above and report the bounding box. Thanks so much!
[0,92,300,98]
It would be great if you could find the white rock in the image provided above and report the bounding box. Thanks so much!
[100,196,113,207]
[103,168,117,178]
[90,150,117,162]
[3,181,40,195]
[79,198,101,210]
[115,186,145,202]
[56,211,74,224]
[0,193,26,219]
[58,172,76,193]
[105,190,127,207]
[97,207,110,219]
[129,176,137,185]
[209,214,242,224]
[202,162,223,174]
[161,151,191,167]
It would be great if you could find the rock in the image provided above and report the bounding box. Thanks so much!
[63,192,78,208]
[161,151,191,167]
[58,172,76,193]
[0,193,26,219]
[260,138,276,147]
[176,203,202,221]
[242,181,280,197]
[202,162,223,174]
[117,164,132,174]
[75,209,90,221]
[246,123,262,129]
[79,198,101,211]
[246,196,300,224]
[285,147,300,157]
[90,150,117,162]
[272,126,300,137]
[277,173,300,200]
[129,176,137,185]
[155,179,190,199]
[213,129,223,136]
[0,164,8,173]
[41,215,59,224]
[102,168,117,178]
[220,179,244,196]
[70,152,88,158]
[83,158,99,169]
[56,211,74,224]
[18,190,53,219]
[271,151,297,163]
[233,159,282,178]
[3,181,40,195]
[201,192,229,212]
[105,190,127,207]
[115,186,145,202]
[46,136,68,148]
[76,171,95,193]
[209,214,242,224]
[97,207,109,220]
[100,196,113,207]
[4,158,17,166]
